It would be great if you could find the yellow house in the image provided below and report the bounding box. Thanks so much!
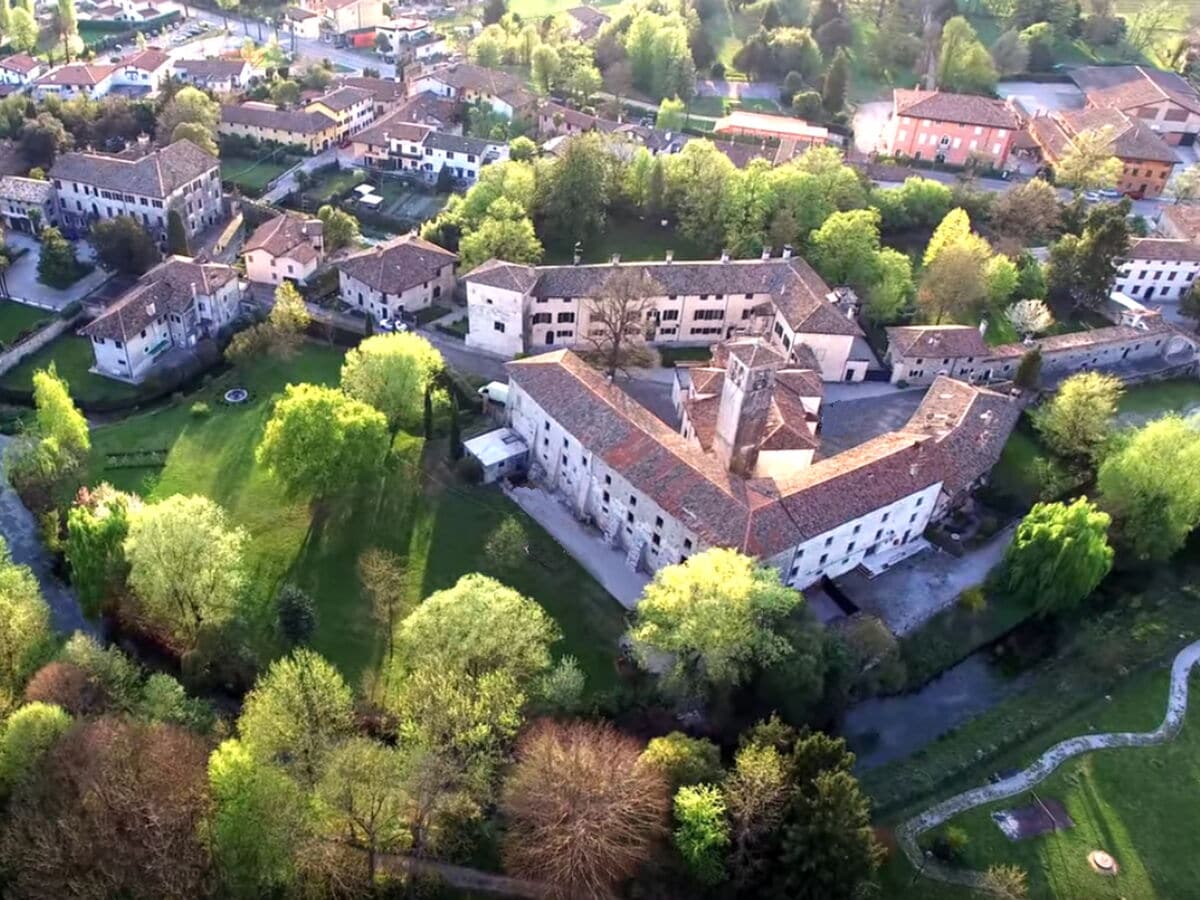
[303,86,375,142]
[219,102,338,152]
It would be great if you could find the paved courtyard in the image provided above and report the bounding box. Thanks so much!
[4,233,109,311]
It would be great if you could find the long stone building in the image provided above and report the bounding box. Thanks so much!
[504,336,1020,587]
[463,251,874,382]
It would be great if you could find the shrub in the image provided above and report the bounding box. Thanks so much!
[958,586,987,613]
[189,401,211,418]
[930,825,969,863]
[710,61,725,79]
[456,454,483,483]
[60,301,82,319]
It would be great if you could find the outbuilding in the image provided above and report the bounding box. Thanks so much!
[463,427,528,484]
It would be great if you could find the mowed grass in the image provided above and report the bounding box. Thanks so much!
[83,344,626,692]
[0,302,50,347]
[879,668,1200,900]
[220,155,292,193]
[1,335,141,406]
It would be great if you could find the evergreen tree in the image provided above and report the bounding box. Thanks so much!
[822,49,848,114]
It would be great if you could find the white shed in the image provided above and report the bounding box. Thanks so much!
[463,427,529,484]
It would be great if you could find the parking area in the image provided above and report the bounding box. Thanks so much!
[3,234,109,311]
[996,80,1086,116]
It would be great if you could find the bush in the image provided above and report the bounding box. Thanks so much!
[930,825,969,863]
[958,586,987,613]
[189,401,211,418]
[456,455,483,483]
[710,61,725,79]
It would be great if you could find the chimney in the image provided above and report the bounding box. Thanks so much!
[782,244,793,259]
[190,282,197,300]
[761,246,771,260]
[720,249,730,263]
[909,462,920,477]
[611,253,621,265]
[665,249,674,263]
[573,241,582,265]
[978,318,988,337]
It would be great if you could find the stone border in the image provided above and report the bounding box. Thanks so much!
[897,639,1200,892]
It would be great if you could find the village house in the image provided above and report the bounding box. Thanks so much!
[336,76,408,118]
[350,114,507,182]
[336,233,457,321]
[81,257,242,383]
[407,62,537,120]
[50,138,222,241]
[377,16,450,63]
[243,212,325,286]
[0,53,47,88]
[219,103,339,152]
[285,5,322,39]
[883,89,1021,169]
[304,86,376,142]
[537,101,621,138]
[320,0,389,33]
[1114,237,1200,302]
[563,5,610,41]
[34,63,119,100]
[0,176,59,234]
[501,337,1019,585]
[111,48,172,96]
[462,251,873,382]
[172,58,254,93]
[1029,107,1176,198]
[1072,65,1200,148]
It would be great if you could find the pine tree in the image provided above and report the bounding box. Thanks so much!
[423,386,433,439]
[822,49,848,114]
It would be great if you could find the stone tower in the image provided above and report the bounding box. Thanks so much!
[713,340,787,475]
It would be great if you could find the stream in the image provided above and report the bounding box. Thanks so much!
[844,651,1037,771]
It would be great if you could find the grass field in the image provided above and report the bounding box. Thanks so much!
[543,215,707,264]
[83,345,627,693]
[1,336,141,406]
[220,155,292,193]
[303,167,366,205]
[880,667,1200,900]
[0,302,50,348]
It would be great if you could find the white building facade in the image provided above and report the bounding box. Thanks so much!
[1114,238,1200,302]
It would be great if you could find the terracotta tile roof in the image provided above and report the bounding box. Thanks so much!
[1125,237,1200,263]
[221,103,336,134]
[352,109,433,147]
[1019,321,1173,354]
[338,76,407,104]
[309,86,373,112]
[121,48,171,72]
[244,213,323,265]
[174,58,249,80]
[286,5,318,19]
[1159,204,1200,241]
[81,257,238,341]
[49,139,217,198]
[0,53,41,75]
[539,101,620,133]
[336,233,457,293]
[566,5,610,26]
[36,63,117,86]
[421,62,535,109]
[1072,65,1200,117]
[893,89,1020,130]
[391,91,459,127]
[1059,107,1176,163]
[886,325,990,359]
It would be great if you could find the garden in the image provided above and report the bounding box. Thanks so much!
[0,301,51,349]
[0,335,141,406]
[219,155,294,196]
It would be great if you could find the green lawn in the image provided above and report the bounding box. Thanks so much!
[543,216,707,265]
[1,335,141,406]
[303,167,367,205]
[880,667,1200,900]
[83,345,627,693]
[220,155,292,193]
[0,302,51,348]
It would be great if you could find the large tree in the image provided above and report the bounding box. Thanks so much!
[157,86,219,146]
[673,784,729,885]
[810,208,883,289]
[724,738,790,890]
[501,720,669,900]
[1032,371,1123,465]
[990,179,1062,245]
[1046,199,1130,309]
[1003,498,1113,615]
[641,732,723,791]
[1054,126,1124,192]
[0,702,70,794]
[340,332,444,434]
[537,133,610,246]
[237,649,356,786]
[65,483,138,617]
[0,539,52,713]
[317,204,360,251]
[917,240,991,324]
[256,383,389,500]
[457,197,543,270]
[36,226,81,288]
[629,548,802,697]
[664,140,736,252]
[7,7,37,53]
[1098,416,1200,562]
[937,16,997,94]
[90,216,160,276]
[124,494,248,651]
[581,266,660,377]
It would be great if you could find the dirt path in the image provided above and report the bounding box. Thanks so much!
[897,638,1200,892]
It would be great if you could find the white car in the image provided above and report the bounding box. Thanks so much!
[378,318,408,333]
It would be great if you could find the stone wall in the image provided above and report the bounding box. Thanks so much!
[0,313,81,377]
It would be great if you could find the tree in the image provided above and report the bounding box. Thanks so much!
[810,208,883,288]
[918,241,991,323]
[792,90,823,119]
[1182,282,1200,325]
[166,209,189,256]
[1032,371,1123,465]
[1047,203,1131,309]
[531,44,561,93]
[538,656,585,713]
[990,179,1062,244]
[256,383,389,500]
[340,332,444,433]
[19,113,72,169]
[501,720,669,900]
[238,649,355,786]
[1014,346,1042,389]
[1168,165,1200,204]
[0,0,12,34]
[580,266,660,377]
[457,197,543,270]
[508,135,537,162]
[537,132,610,246]
[1003,498,1113,615]
[276,584,317,647]
[7,7,37,53]
[822,48,849,113]
[674,784,729,885]
[865,246,914,323]
[23,662,106,716]
[1054,126,1124,192]
[625,10,696,99]
[982,864,1029,899]
[65,483,137,617]
[124,494,248,650]
[630,548,802,697]
[724,738,790,889]
[157,86,219,145]
[0,543,51,713]
[33,364,89,465]
[395,572,559,686]
[991,28,1030,74]
[358,547,410,670]
[641,732,723,790]
[90,215,159,276]
[657,95,687,131]
[317,204,360,251]
[208,739,310,899]
[171,120,217,155]
[1005,298,1054,336]
[664,140,737,252]
[937,17,997,94]
[1,718,211,900]
[267,279,310,351]
[0,702,70,794]
[36,226,80,288]
[216,0,236,30]
[57,0,79,60]
[482,0,505,25]
[1098,416,1200,562]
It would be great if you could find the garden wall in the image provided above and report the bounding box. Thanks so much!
[0,313,82,377]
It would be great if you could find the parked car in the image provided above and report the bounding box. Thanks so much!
[1098,188,1123,199]
[378,318,409,333]
[1083,190,1102,203]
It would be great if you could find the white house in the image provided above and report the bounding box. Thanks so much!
[243,212,324,286]
[0,53,47,87]
[81,257,242,383]
[34,63,119,100]
[461,252,871,382]
[406,62,536,120]
[1114,238,1200,302]
[172,58,254,93]
[111,48,172,96]
[350,114,508,183]
[336,233,457,321]
[50,138,223,242]
[0,176,59,234]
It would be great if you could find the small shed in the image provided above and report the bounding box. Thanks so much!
[463,427,529,484]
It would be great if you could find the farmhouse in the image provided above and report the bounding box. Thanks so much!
[350,115,508,183]
[336,233,457,321]
[1114,238,1200,301]
[219,103,339,153]
[243,213,325,286]
[0,54,47,87]
[0,176,59,234]
[173,58,254,93]
[884,89,1021,169]
[406,62,537,120]
[1072,64,1200,148]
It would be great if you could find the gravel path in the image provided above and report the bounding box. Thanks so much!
[897,638,1200,892]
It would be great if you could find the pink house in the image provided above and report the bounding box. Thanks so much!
[883,89,1021,170]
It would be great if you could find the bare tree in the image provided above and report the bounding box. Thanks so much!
[501,720,669,900]
[582,267,661,379]
[358,547,410,673]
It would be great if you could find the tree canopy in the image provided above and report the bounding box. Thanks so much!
[1003,498,1113,615]
[340,332,444,433]
[1032,371,1123,465]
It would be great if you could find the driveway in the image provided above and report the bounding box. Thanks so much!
[852,100,892,154]
[3,234,110,311]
